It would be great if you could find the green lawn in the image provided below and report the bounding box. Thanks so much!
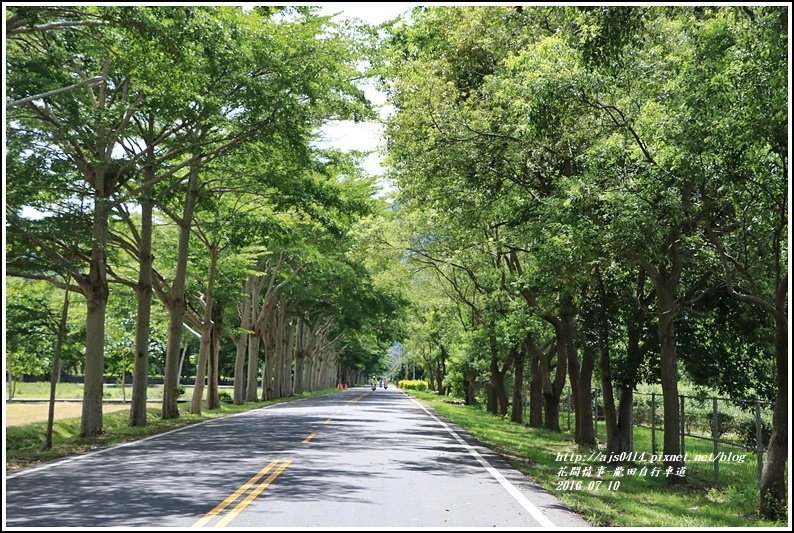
[405,390,784,527]
[8,381,176,400]
[6,387,339,472]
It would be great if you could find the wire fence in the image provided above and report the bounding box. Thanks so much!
[556,388,774,488]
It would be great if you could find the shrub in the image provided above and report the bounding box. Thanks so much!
[738,418,771,449]
[218,391,233,404]
[176,385,186,398]
[711,412,735,437]
[398,379,428,391]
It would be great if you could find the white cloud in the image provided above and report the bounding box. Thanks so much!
[317,121,383,152]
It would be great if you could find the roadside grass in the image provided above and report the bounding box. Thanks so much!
[404,390,784,528]
[9,382,90,399]
[5,387,339,473]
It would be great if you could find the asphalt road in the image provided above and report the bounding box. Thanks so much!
[5,387,589,528]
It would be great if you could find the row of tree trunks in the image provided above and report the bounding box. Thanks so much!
[600,272,653,455]
[229,293,343,403]
[486,333,512,416]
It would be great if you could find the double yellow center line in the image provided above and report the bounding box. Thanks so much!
[347,392,368,405]
[301,392,368,444]
[193,391,368,527]
[192,459,292,527]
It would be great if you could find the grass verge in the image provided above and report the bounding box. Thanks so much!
[6,388,339,473]
[404,390,785,527]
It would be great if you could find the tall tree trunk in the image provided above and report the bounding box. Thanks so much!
[657,288,683,481]
[577,345,596,446]
[283,315,295,396]
[437,344,448,395]
[190,337,208,414]
[8,353,15,400]
[129,179,153,427]
[527,337,543,427]
[190,244,218,415]
[45,284,71,449]
[177,343,189,386]
[81,168,110,437]
[464,364,476,405]
[232,333,247,404]
[245,332,260,402]
[273,307,286,398]
[129,120,156,427]
[486,383,497,413]
[495,373,509,416]
[259,352,272,402]
[280,316,288,396]
[426,366,436,392]
[294,321,305,394]
[207,303,223,409]
[304,349,314,392]
[487,335,510,415]
[162,157,200,419]
[600,338,618,449]
[511,345,525,424]
[555,296,586,441]
[540,336,566,432]
[263,323,275,400]
[760,301,787,518]
[647,231,685,480]
[543,394,561,431]
[603,330,644,455]
[233,277,253,404]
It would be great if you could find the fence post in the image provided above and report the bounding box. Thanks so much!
[680,395,686,459]
[712,397,719,483]
[651,392,657,455]
[755,398,763,484]
[567,393,571,432]
[593,390,598,437]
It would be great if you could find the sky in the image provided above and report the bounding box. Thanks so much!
[313,3,418,190]
[238,3,418,184]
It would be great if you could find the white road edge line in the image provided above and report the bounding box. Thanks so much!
[408,396,556,528]
[6,391,349,480]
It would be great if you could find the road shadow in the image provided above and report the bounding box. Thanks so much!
[5,388,575,527]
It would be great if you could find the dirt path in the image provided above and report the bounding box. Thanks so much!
[6,402,135,426]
